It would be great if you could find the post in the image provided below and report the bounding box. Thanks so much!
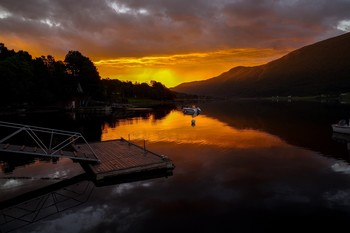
[49,130,54,152]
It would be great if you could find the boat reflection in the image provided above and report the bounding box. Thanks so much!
[201,100,350,161]
[332,132,350,155]
[191,118,196,127]
[2,101,350,232]
[101,111,285,149]
[332,132,350,143]
[3,101,350,177]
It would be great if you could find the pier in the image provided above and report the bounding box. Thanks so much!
[0,121,174,233]
[0,121,175,181]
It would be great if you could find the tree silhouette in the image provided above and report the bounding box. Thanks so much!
[0,43,175,109]
[64,51,102,101]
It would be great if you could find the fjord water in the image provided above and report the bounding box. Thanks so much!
[2,101,350,232]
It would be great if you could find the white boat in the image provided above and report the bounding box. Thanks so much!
[182,106,201,116]
[332,119,350,134]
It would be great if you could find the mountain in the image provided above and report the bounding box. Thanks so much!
[172,32,350,97]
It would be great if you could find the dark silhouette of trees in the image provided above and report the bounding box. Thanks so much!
[149,80,175,100]
[64,51,103,100]
[101,79,175,103]
[0,51,36,105]
[0,43,174,108]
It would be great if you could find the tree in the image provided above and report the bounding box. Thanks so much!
[0,54,36,104]
[0,43,175,108]
[150,80,175,100]
[64,51,102,100]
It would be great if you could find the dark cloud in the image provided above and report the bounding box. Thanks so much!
[0,0,349,58]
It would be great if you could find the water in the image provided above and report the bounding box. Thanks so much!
[2,101,350,232]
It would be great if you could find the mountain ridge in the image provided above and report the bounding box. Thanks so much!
[172,32,350,97]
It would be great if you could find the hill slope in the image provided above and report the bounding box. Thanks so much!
[172,32,350,97]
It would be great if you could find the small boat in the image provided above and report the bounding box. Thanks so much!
[182,106,201,116]
[332,119,350,134]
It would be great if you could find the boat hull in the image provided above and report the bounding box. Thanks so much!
[182,107,201,116]
[332,124,350,134]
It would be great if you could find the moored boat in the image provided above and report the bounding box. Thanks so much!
[182,106,201,116]
[332,119,350,134]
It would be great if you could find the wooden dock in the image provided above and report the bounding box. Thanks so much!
[75,139,175,181]
[0,121,174,184]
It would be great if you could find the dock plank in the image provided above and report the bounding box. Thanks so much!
[75,139,174,180]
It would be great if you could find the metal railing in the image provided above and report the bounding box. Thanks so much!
[0,121,99,162]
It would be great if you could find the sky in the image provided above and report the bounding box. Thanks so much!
[1,0,350,87]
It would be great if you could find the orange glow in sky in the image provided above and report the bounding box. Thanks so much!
[1,0,347,88]
[0,36,290,88]
[94,48,290,87]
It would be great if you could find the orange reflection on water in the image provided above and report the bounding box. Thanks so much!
[102,111,285,148]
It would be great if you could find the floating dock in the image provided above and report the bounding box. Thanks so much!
[0,121,175,182]
[75,138,175,181]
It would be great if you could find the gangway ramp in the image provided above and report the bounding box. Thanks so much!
[0,121,99,163]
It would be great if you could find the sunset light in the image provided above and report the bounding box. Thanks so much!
[101,111,285,148]
[94,48,289,87]
[1,0,349,87]
[2,0,350,232]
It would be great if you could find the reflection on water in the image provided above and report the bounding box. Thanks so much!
[2,101,350,232]
[0,179,93,233]
[102,111,285,148]
[202,100,350,160]
[0,157,85,203]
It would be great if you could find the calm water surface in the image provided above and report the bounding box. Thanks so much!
[2,101,350,233]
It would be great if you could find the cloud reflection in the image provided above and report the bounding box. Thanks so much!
[112,182,152,195]
[323,189,350,207]
[0,158,84,202]
[331,161,350,174]
[2,179,23,189]
[23,205,110,233]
